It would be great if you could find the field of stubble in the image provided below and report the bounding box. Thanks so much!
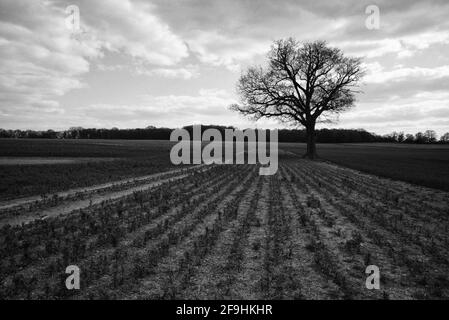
[1,148,449,300]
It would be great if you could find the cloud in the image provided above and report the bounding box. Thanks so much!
[357,63,449,106]
[187,31,271,71]
[0,0,98,113]
[333,91,449,134]
[78,89,238,128]
[364,63,449,84]
[96,62,200,79]
[136,65,200,79]
[0,0,188,116]
[75,0,188,66]
[149,0,449,66]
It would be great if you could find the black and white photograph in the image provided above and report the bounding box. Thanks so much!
[1,0,449,307]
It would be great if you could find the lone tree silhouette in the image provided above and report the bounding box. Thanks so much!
[231,38,364,159]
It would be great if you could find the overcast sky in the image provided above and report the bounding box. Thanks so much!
[1,0,448,135]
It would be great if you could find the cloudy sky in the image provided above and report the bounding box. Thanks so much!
[1,0,448,135]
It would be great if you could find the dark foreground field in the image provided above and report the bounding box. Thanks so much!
[282,142,449,191]
[1,139,449,300]
[1,154,449,299]
[0,139,176,201]
[1,139,449,201]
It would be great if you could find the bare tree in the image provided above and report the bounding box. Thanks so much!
[231,38,364,158]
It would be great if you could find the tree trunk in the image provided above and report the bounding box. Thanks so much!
[303,124,318,159]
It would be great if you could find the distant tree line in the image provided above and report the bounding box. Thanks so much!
[278,128,384,143]
[382,130,449,144]
[0,126,448,144]
[0,126,173,140]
